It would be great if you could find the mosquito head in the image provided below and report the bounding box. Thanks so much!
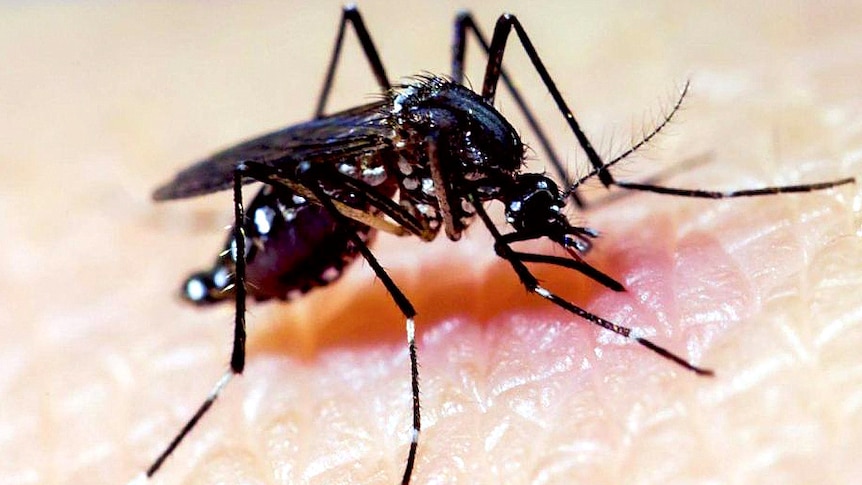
[504,173,567,232]
[503,173,598,254]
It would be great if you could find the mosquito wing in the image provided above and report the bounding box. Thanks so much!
[153,100,392,201]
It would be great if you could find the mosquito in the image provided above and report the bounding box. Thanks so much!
[134,6,855,484]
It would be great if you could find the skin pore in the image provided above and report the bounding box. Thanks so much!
[1,2,861,484]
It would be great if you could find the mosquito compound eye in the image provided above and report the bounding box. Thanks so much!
[507,193,555,230]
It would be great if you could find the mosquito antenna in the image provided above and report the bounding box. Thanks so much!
[563,80,690,198]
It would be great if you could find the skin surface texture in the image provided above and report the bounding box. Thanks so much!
[1,2,861,484]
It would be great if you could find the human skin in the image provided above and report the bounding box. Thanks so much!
[1,2,861,485]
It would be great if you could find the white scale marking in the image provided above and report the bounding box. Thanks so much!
[185,278,207,301]
[406,317,416,345]
[535,286,552,299]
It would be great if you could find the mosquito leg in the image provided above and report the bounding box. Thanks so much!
[451,12,584,207]
[559,80,689,197]
[295,162,422,485]
[550,79,854,199]
[492,229,621,290]
[322,166,432,238]
[505,249,625,292]
[478,15,693,192]
[480,14,615,187]
[139,170,250,480]
[583,153,713,209]
[229,168,249,373]
[258,162,432,240]
[476,15,856,201]
[426,137,465,240]
[613,177,856,199]
[315,5,391,117]
[497,227,599,246]
[470,192,714,376]
[247,4,391,273]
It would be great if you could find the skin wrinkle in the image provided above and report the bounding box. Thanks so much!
[1,2,862,485]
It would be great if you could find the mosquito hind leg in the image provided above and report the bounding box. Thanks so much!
[315,5,391,117]
[137,169,251,481]
[294,162,422,485]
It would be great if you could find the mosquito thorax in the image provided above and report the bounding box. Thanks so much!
[391,77,524,182]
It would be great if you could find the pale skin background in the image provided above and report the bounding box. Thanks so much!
[1,1,862,484]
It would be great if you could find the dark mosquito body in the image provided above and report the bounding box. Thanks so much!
[170,76,528,305]
[136,6,855,485]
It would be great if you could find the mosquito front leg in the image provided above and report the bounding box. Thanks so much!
[470,192,714,376]
[493,230,623,291]
[613,177,856,199]
[451,12,581,205]
[503,250,625,292]
[480,13,614,187]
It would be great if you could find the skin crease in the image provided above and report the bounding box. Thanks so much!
[1,1,862,485]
